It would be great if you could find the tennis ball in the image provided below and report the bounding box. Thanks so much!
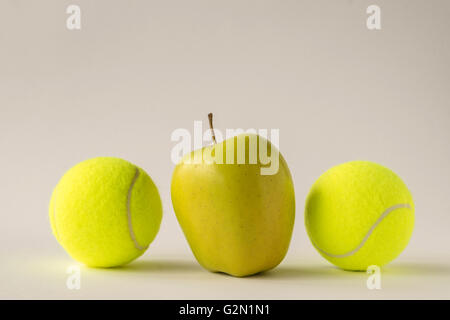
[305,160,414,271]
[49,157,162,267]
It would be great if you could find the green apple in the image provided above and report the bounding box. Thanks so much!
[171,119,295,277]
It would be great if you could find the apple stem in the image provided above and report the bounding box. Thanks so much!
[208,113,217,144]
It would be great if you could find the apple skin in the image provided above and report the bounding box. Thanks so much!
[171,134,295,277]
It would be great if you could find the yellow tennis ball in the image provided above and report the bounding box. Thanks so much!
[49,157,162,267]
[305,160,414,271]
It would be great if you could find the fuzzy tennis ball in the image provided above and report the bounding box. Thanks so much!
[305,160,414,271]
[49,157,162,267]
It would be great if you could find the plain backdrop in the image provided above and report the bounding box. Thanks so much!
[0,0,449,299]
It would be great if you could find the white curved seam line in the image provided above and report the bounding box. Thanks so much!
[313,203,412,258]
[127,168,147,251]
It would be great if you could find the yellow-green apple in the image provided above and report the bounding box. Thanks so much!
[171,115,295,277]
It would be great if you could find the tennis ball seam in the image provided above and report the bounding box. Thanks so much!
[127,167,148,251]
[310,203,412,258]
